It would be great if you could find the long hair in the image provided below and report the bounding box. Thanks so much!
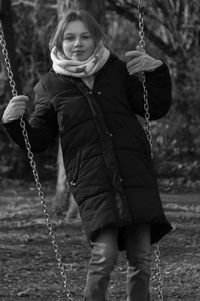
[49,9,108,55]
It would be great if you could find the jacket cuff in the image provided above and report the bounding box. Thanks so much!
[1,118,21,129]
[145,62,168,78]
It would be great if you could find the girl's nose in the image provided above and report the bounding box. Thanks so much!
[74,38,81,46]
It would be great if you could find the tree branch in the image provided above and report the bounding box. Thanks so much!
[107,0,176,57]
[11,0,57,9]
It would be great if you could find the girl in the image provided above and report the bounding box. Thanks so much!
[2,9,172,301]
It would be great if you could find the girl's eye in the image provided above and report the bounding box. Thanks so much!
[63,35,91,41]
[64,36,74,41]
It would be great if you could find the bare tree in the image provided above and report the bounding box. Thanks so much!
[107,0,200,115]
[0,0,22,94]
[107,0,200,57]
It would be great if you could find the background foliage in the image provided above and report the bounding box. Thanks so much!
[0,0,200,191]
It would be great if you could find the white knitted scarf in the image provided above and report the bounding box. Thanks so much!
[50,42,110,78]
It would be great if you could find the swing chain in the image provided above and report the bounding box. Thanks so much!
[138,2,164,301]
[138,1,153,157]
[154,243,164,300]
[0,28,18,97]
[0,22,74,301]
[141,72,153,157]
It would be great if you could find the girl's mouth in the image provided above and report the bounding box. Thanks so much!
[73,50,84,54]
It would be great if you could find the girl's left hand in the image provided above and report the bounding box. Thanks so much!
[125,45,163,75]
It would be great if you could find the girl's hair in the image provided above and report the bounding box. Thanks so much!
[49,9,108,55]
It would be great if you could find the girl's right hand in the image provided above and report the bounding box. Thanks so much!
[2,95,29,123]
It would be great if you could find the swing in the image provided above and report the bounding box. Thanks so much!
[0,1,163,300]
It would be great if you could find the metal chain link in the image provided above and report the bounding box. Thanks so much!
[138,2,164,300]
[138,2,153,157]
[0,21,74,301]
[154,243,164,300]
[0,29,18,97]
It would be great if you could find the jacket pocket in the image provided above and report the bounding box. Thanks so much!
[69,151,81,186]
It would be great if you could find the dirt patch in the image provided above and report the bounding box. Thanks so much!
[0,182,200,300]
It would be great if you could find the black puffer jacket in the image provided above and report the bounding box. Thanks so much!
[3,54,173,249]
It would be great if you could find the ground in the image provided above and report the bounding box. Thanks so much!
[0,180,200,301]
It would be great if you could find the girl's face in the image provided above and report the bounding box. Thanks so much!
[62,20,96,61]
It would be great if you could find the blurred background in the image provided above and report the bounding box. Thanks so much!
[0,0,200,203]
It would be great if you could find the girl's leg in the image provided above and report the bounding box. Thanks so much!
[125,224,151,301]
[84,227,118,301]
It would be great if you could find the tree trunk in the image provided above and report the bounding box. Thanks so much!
[54,0,106,220]
[53,141,68,214]
[57,0,106,25]
[0,0,22,94]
